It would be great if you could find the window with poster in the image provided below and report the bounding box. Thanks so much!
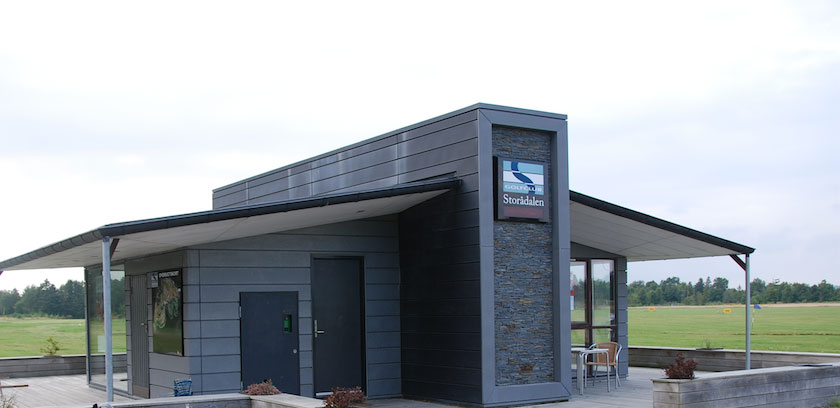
[151,270,183,356]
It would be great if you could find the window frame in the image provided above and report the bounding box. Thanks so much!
[570,258,617,346]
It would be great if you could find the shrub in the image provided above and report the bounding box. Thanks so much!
[324,386,365,408]
[243,379,281,395]
[664,353,697,379]
[40,336,61,356]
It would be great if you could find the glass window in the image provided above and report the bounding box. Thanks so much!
[86,265,128,393]
[569,258,616,345]
[570,258,616,379]
[591,260,614,327]
[592,328,613,345]
[570,261,587,324]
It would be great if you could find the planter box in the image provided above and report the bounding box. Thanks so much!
[0,354,127,378]
[652,362,840,407]
[93,393,325,408]
[629,346,840,372]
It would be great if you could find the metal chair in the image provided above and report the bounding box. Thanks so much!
[585,341,621,389]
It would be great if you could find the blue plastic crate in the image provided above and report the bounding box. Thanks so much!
[174,378,192,396]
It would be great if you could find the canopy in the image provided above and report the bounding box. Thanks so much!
[570,191,754,261]
[0,183,753,273]
[0,178,460,272]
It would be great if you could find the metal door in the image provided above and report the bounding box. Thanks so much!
[240,292,300,394]
[129,274,150,397]
[312,258,365,395]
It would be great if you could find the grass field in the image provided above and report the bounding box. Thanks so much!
[628,303,840,353]
[0,317,126,358]
[1,304,839,357]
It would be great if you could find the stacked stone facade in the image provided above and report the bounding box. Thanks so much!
[492,125,555,385]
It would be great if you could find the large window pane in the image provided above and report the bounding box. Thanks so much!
[591,260,614,327]
[570,261,586,323]
[592,327,613,344]
[86,265,128,392]
[571,328,586,347]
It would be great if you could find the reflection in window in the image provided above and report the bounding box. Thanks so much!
[591,260,614,327]
[592,328,612,344]
[570,261,586,323]
[85,265,128,392]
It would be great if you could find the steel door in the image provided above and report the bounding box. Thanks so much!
[312,258,365,395]
[240,292,300,394]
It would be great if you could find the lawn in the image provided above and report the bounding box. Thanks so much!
[1,304,839,358]
[0,317,126,358]
[628,304,840,353]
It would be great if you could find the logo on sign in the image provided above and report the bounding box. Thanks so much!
[503,161,545,196]
[495,157,549,222]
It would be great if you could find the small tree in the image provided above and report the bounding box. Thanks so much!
[41,336,61,356]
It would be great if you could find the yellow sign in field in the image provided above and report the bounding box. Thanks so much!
[723,308,732,314]
[649,307,656,311]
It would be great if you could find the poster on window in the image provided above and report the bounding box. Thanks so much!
[152,270,183,355]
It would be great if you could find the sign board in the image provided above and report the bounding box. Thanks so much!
[495,157,549,222]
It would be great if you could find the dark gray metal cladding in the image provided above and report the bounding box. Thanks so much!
[212,108,483,209]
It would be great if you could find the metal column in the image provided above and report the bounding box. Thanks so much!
[102,236,113,402]
[745,253,751,370]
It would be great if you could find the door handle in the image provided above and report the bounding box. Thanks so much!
[314,319,326,338]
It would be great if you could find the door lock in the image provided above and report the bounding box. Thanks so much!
[314,319,326,338]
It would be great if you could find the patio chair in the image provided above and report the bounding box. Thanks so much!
[585,341,621,389]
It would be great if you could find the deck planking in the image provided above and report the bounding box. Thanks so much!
[1,367,672,408]
[1,375,133,408]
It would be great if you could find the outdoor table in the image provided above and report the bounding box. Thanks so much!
[571,347,610,395]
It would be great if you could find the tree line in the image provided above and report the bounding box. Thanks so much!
[0,278,125,318]
[628,276,840,306]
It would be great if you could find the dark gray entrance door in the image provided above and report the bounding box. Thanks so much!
[312,258,365,395]
[240,292,300,394]
[129,274,149,398]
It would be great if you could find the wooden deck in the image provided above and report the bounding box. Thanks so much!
[365,367,667,408]
[537,367,664,407]
[0,367,666,408]
[0,375,134,408]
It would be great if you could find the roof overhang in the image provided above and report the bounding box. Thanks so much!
[0,179,755,272]
[0,178,460,271]
[570,191,754,262]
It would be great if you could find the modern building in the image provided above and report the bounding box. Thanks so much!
[0,104,754,407]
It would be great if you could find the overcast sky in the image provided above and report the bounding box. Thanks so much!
[1,1,838,292]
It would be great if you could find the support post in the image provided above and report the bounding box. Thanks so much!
[102,236,114,402]
[745,253,751,370]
